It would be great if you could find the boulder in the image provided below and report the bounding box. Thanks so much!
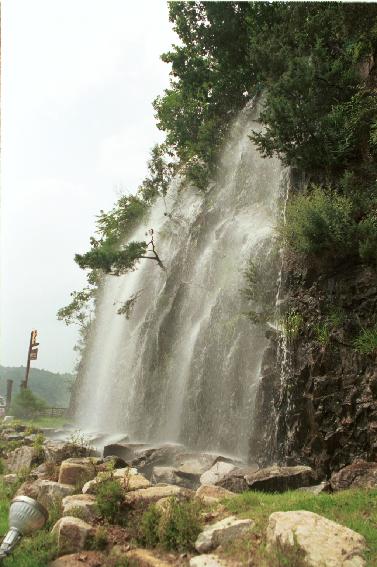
[103,442,149,462]
[58,458,97,486]
[152,466,182,486]
[82,469,148,494]
[125,548,172,567]
[297,482,330,495]
[62,494,99,523]
[7,445,39,473]
[245,465,317,492]
[49,551,106,567]
[215,465,259,493]
[195,484,236,504]
[125,485,192,507]
[36,480,76,508]
[52,516,94,554]
[190,555,229,567]
[195,516,254,553]
[330,460,377,491]
[267,510,366,567]
[200,461,237,486]
[44,441,96,464]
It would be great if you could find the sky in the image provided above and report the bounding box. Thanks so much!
[1,0,176,374]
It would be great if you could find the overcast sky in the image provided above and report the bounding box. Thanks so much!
[1,0,176,374]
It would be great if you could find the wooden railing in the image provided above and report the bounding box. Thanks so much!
[39,407,67,417]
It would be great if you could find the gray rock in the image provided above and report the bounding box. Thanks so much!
[52,516,94,555]
[215,465,259,493]
[195,515,254,553]
[195,484,236,504]
[62,494,99,523]
[36,480,76,508]
[245,465,317,492]
[200,461,237,486]
[297,481,330,495]
[7,445,39,473]
[330,460,377,491]
[267,510,366,566]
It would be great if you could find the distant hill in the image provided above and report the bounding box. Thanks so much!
[0,366,74,407]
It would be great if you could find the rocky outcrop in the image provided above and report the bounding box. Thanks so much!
[125,484,192,507]
[251,265,377,478]
[267,510,366,566]
[7,446,40,473]
[195,516,254,553]
[330,460,377,491]
[58,458,97,486]
[62,494,99,523]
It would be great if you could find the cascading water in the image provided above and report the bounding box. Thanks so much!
[76,101,283,460]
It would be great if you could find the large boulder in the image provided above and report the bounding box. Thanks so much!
[58,458,97,486]
[215,465,259,493]
[103,442,149,462]
[125,485,192,507]
[52,516,94,555]
[267,510,366,566]
[195,484,236,504]
[200,461,237,486]
[330,460,377,491]
[7,446,39,473]
[62,494,99,523]
[16,479,76,508]
[195,516,254,553]
[245,465,317,493]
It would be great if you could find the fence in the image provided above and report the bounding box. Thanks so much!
[39,407,67,418]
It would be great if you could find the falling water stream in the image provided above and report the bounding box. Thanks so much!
[76,101,284,460]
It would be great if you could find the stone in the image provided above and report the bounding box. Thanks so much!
[125,485,192,506]
[62,494,99,523]
[245,465,317,492]
[36,480,76,508]
[297,481,330,495]
[49,551,105,567]
[58,458,97,486]
[200,461,236,486]
[44,441,96,464]
[7,445,39,473]
[81,469,147,494]
[152,466,181,486]
[267,510,366,567]
[215,465,259,493]
[190,555,229,567]
[195,516,254,553]
[103,442,149,462]
[52,516,94,554]
[125,548,171,567]
[195,484,236,504]
[330,460,377,491]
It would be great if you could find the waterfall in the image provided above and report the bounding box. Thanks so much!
[75,101,283,460]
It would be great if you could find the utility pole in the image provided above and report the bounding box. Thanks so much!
[21,330,39,390]
[6,380,13,413]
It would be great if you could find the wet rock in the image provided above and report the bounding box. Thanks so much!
[7,445,39,473]
[190,555,229,567]
[52,516,94,554]
[330,460,377,491]
[58,458,97,486]
[195,484,236,504]
[215,465,259,493]
[103,442,149,462]
[245,465,317,492]
[44,441,96,464]
[62,494,99,523]
[267,510,366,566]
[195,516,254,553]
[200,461,237,486]
[125,484,192,506]
[49,551,106,567]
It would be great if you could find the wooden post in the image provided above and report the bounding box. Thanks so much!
[22,330,39,390]
[6,380,13,412]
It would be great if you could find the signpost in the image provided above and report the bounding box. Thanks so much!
[21,330,39,390]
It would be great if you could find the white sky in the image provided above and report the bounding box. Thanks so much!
[1,0,176,373]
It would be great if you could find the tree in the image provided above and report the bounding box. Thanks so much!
[11,389,47,419]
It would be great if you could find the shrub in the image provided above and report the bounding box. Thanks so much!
[10,390,47,420]
[358,212,377,265]
[353,326,377,354]
[94,477,127,525]
[280,187,356,258]
[282,312,304,341]
[140,497,203,552]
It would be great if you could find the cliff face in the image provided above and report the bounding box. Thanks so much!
[251,261,377,478]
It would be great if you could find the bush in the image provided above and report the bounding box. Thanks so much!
[94,477,127,525]
[280,187,356,258]
[139,497,202,552]
[10,389,47,420]
[353,326,377,354]
[282,312,304,341]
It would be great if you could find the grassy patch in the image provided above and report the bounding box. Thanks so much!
[21,416,72,429]
[222,489,377,566]
[354,325,377,355]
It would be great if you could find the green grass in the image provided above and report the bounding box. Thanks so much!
[353,325,377,355]
[19,416,72,429]
[222,488,377,566]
